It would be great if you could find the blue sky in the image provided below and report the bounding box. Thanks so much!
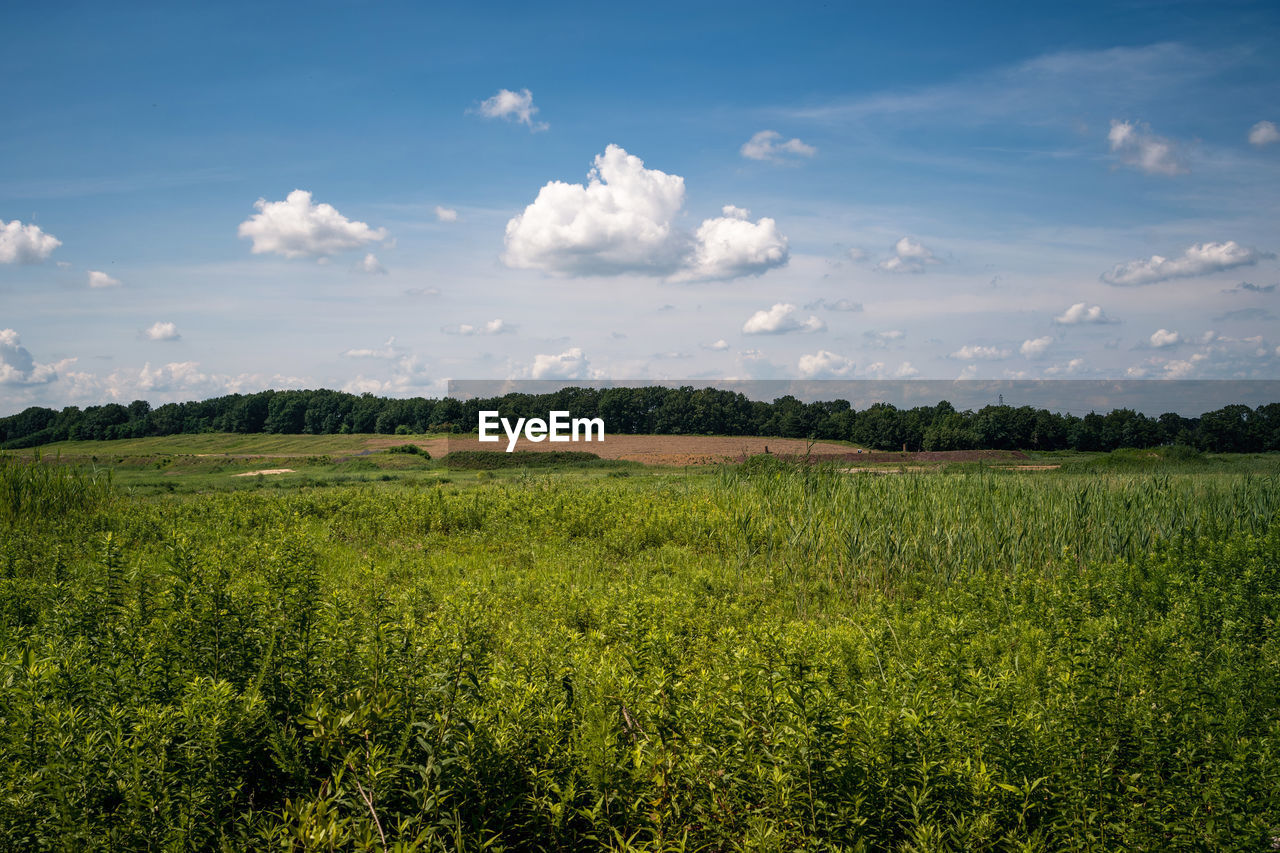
[2,0,1279,413]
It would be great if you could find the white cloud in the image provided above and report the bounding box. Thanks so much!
[1020,336,1053,357]
[1149,328,1180,348]
[342,355,439,396]
[0,329,67,386]
[798,350,855,378]
[88,270,120,288]
[474,88,547,131]
[444,319,513,336]
[1163,353,1207,378]
[1249,120,1279,147]
[1054,302,1113,324]
[504,145,686,276]
[531,347,593,379]
[145,321,180,342]
[803,297,862,312]
[702,339,730,351]
[343,337,399,359]
[1044,358,1085,376]
[950,344,1011,360]
[135,362,206,393]
[0,220,61,264]
[740,130,817,162]
[503,145,788,281]
[861,360,920,379]
[864,329,905,348]
[671,205,789,283]
[847,247,867,262]
[238,189,389,259]
[878,236,940,273]
[434,205,459,222]
[356,253,386,274]
[1107,120,1185,175]
[742,303,826,335]
[1102,241,1263,286]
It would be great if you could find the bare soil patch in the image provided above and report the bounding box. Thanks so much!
[232,468,296,477]
[401,435,859,466]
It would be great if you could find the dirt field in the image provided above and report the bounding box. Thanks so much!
[379,436,1031,467]
[418,434,859,467]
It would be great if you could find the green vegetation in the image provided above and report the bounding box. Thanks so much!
[441,450,626,470]
[1,451,1279,849]
[5,385,1280,453]
[387,444,431,458]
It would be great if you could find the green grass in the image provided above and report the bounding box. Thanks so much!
[19,431,448,458]
[2,451,1280,848]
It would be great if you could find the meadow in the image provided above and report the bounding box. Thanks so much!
[1,442,1279,850]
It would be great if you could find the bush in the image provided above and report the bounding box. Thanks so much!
[386,444,429,458]
[441,450,608,470]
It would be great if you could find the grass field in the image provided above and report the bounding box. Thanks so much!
[2,441,1279,850]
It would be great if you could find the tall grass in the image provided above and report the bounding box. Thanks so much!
[0,462,1278,849]
[0,453,112,525]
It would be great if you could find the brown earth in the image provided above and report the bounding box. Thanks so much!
[371,436,1031,467]
[417,434,858,466]
[182,436,1033,468]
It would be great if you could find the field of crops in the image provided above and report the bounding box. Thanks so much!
[2,450,1280,850]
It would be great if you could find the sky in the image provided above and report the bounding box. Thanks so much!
[2,0,1279,414]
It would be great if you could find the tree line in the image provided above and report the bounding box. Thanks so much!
[2,386,1279,453]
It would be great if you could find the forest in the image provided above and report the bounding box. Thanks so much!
[3,386,1279,453]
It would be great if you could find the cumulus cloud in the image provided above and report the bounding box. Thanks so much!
[356,253,386,274]
[950,344,1011,360]
[878,237,940,273]
[0,220,61,264]
[740,130,817,162]
[672,205,789,283]
[88,270,120,288]
[1102,241,1263,286]
[1044,358,1086,376]
[342,355,438,396]
[1107,120,1185,175]
[742,303,826,335]
[1054,302,1113,324]
[1149,328,1180,348]
[0,329,67,386]
[343,337,400,359]
[702,339,730,351]
[1249,120,1279,147]
[238,190,389,259]
[474,88,546,131]
[1020,336,1053,358]
[145,321,180,342]
[136,362,205,393]
[804,298,862,312]
[434,205,458,222]
[503,145,788,281]
[798,350,855,378]
[1163,353,1208,378]
[864,361,920,379]
[530,347,593,379]
[864,329,905,348]
[443,319,513,336]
